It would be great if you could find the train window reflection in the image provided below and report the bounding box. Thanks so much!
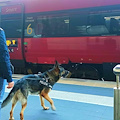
[35,16,69,37]
[105,16,120,34]
[1,19,22,38]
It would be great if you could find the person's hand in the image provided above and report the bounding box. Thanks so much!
[7,81,14,89]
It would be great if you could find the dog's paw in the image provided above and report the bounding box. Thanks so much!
[51,105,56,111]
[43,107,49,110]
[9,117,14,120]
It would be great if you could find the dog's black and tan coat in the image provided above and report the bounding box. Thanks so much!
[2,61,71,120]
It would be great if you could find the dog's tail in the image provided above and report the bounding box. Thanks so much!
[1,86,18,108]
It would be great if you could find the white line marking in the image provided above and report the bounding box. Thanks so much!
[50,90,113,107]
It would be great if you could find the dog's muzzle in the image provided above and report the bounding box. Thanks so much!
[61,70,71,78]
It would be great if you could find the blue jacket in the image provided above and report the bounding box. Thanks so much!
[0,28,13,83]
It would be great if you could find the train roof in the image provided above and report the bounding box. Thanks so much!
[1,0,120,13]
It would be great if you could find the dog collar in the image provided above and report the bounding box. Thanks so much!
[26,74,53,89]
[39,79,52,89]
[37,73,53,89]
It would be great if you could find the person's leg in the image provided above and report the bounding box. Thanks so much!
[0,77,6,119]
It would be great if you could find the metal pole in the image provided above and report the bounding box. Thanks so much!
[114,87,118,120]
[116,76,119,88]
[113,65,120,120]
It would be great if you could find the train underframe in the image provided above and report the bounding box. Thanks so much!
[11,59,116,81]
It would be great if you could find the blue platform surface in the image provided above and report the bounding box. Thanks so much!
[1,80,113,120]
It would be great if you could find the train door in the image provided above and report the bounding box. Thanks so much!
[0,4,25,71]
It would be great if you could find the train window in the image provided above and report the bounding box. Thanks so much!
[35,16,69,37]
[1,19,22,38]
[49,16,69,37]
[70,13,120,36]
[87,14,120,36]
[35,16,50,37]
[70,15,88,36]
[35,17,43,37]
[104,16,120,35]
[87,15,109,35]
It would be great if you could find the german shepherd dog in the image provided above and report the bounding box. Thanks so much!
[2,61,71,120]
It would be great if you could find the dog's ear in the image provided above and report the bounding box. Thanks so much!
[54,61,60,75]
[54,61,59,67]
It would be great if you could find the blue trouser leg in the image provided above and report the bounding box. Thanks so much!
[0,77,5,119]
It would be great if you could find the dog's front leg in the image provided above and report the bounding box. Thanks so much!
[39,94,49,110]
[41,94,56,111]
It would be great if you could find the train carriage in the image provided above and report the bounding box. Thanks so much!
[0,0,120,80]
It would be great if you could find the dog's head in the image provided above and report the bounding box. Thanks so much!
[49,61,71,78]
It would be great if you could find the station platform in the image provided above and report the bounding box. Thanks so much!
[1,74,115,120]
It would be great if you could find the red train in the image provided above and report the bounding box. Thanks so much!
[0,0,120,80]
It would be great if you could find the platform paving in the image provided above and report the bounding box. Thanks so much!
[1,76,114,120]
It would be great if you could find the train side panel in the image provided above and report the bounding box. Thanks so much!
[24,36,120,65]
